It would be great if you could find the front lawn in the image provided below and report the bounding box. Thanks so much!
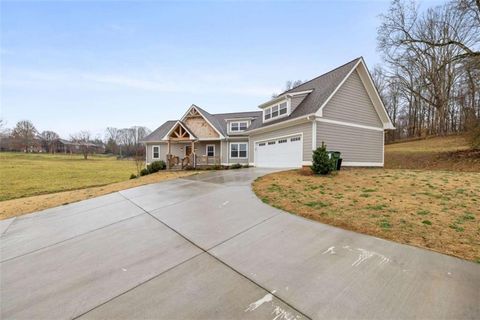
[0,152,139,201]
[253,169,480,262]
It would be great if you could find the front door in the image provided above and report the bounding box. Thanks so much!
[185,145,192,157]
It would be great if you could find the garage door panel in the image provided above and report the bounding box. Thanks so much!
[255,135,302,168]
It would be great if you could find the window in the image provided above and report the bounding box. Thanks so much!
[230,143,248,158]
[230,121,249,132]
[152,146,160,159]
[290,136,301,142]
[265,108,271,120]
[272,105,279,117]
[258,143,266,146]
[206,144,215,157]
[263,100,289,121]
[278,139,287,144]
[268,141,276,145]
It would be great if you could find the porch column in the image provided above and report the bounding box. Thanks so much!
[191,140,195,168]
[167,140,171,169]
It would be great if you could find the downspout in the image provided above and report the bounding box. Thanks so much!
[307,115,317,151]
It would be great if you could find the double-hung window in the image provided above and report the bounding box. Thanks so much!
[152,146,160,159]
[206,144,215,157]
[264,100,288,121]
[230,121,248,133]
[230,143,248,159]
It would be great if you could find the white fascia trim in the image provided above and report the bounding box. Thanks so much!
[258,89,314,109]
[223,117,255,121]
[315,58,395,130]
[196,138,222,141]
[316,118,384,131]
[161,121,197,141]
[316,59,362,118]
[180,104,225,139]
[247,115,312,135]
[311,120,317,150]
[342,161,384,167]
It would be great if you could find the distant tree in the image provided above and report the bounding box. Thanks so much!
[39,130,60,153]
[70,131,92,159]
[272,79,307,98]
[11,120,38,152]
[104,127,119,154]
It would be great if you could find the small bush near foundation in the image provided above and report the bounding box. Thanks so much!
[230,163,242,169]
[242,164,250,168]
[147,160,166,173]
[311,142,335,175]
[140,168,149,176]
[130,173,137,179]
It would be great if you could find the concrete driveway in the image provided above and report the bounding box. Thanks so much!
[1,168,478,319]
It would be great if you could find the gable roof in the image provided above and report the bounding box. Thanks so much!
[180,105,225,138]
[162,120,197,140]
[247,57,362,131]
[141,120,176,142]
[212,111,263,135]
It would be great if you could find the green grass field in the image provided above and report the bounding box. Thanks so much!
[0,152,138,201]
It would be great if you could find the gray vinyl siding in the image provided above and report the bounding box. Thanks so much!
[249,121,312,162]
[316,121,384,164]
[194,141,221,157]
[222,139,249,164]
[323,70,383,128]
[146,143,167,164]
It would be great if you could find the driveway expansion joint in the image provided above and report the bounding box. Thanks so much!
[118,191,312,320]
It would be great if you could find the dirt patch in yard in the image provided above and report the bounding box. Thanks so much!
[0,171,200,220]
[253,169,480,262]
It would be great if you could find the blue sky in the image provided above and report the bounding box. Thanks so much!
[0,0,440,139]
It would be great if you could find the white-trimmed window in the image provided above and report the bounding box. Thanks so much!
[206,144,215,157]
[230,121,249,132]
[263,100,289,122]
[230,143,248,159]
[152,145,160,159]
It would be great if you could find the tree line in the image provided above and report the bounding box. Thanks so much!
[0,119,151,159]
[374,0,479,145]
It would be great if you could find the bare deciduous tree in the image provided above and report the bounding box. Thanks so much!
[39,131,60,153]
[11,120,38,152]
[70,131,92,159]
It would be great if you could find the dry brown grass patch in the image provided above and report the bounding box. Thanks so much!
[253,169,480,262]
[0,171,200,220]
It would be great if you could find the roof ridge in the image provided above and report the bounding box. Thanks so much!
[278,56,362,96]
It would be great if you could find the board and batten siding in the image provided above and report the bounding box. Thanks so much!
[249,121,313,163]
[221,139,250,164]
[316,121,384,164]
[322,70,383,128]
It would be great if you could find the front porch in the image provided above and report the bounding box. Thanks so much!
[164,122,221,169]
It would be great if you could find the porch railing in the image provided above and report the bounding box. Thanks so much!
[196,155,220,166]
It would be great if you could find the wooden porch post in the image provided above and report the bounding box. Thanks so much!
[167,140,171,169]
[191,141,195,168]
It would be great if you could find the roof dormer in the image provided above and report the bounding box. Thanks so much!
[258,90,313,123]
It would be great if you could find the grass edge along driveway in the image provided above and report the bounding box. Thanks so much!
[253,169,480,262]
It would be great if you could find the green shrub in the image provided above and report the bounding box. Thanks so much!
[147,160,166,173]
[211,165,222,170]
[230,163,242,169]
[129,173,137,179]
[140,168,149,176]
[242,164,250,168]
[311,142,335,175]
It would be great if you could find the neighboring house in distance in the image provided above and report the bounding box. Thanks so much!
[142,57,394,169]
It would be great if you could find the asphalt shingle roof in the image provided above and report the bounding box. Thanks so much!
[143,57,362,141]
[247,57,361,131]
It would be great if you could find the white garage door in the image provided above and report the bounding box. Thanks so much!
[255,135,302,168]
